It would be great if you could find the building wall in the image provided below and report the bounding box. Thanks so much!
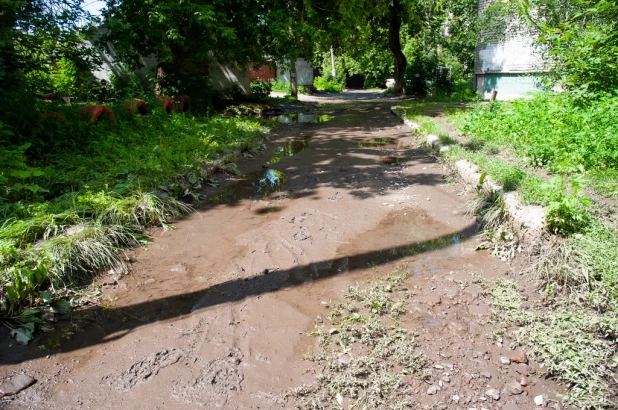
[249,62,276,82]
[91,29,250,94]
[209,59,251,94]
[474,0,546,100]
[276,58,314,86]
[476,73,543,100]
[474,37,544,74]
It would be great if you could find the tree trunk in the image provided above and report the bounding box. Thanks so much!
[330,46,336,79]
[388,0,407,94]
[154,47,188,96]
[154,64,167,96]
[290,58,298,98]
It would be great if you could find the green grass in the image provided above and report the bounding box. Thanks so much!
[398,99,618,408]
[0,99,271,337]
[449,92,618,197]
[270,79,311,95]
[270,79,290,93]
[313,76,344,93]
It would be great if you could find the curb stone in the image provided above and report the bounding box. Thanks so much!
[391,106,545,240]
[391,106,420,131]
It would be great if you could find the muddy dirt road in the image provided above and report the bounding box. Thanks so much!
[1,91,566,409]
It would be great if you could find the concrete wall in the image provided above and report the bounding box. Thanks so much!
[474,36,544,74]
[475,73,543,100]
[91,29,250,94]
[276,58,314,86]
[209,59,251,94]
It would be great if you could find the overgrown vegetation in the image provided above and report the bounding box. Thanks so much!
[0,100,270,341]
[397,94,618,408]
[313,76,344,93]
[292,267,426,409]
[451,93,618,197]
[270,79,312,95]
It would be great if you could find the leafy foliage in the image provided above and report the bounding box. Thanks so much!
[250,80,273,99]
[313,76,343,93]
[485,0,618,99]
[458,93,618,173]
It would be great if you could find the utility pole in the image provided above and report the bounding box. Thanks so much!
[330,46,336,79]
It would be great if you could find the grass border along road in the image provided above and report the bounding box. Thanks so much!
[396,97,618,409]
[1,100,272,343]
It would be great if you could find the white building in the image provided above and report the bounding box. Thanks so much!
[474,0,546,100]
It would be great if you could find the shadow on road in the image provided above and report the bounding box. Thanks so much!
[0,221,475,365]
[0,97,473,365]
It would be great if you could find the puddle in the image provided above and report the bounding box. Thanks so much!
[357,138,394,147]
[286,209,474,283]
[207,135,313,204]
[207,169,287,204]
[258,169,286,194]
[267,138,311,165]
[271,113,333,124]
[261,108,284,116]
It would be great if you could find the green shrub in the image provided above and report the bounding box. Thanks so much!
[544,176,591,236]
[270,79,289,93]
[250,79,272,99]
[313,76,343,93]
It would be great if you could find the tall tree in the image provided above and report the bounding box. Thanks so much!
[313,0,425,93]
[0,0,89,92]
[388,0,407,93]
[0,0,91,135]
[259,0,317,98]
[101,0,265,93]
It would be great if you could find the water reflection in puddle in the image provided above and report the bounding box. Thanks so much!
[267,138,310,165]
[207,135,309,204]
[358,138,394,147]
[272,113,333,124]
[207,169,288,205]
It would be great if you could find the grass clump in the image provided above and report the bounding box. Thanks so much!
[270,79,312,95]
[292,268,426,409]
[313,76,343,93]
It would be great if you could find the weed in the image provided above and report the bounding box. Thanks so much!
[544,175,591,236]
[490,279,618,409]
[292,268,425,409]
[313,76,343,93]
[451,92,618,198]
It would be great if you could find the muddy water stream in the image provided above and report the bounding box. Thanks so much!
[0,93,568,410]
